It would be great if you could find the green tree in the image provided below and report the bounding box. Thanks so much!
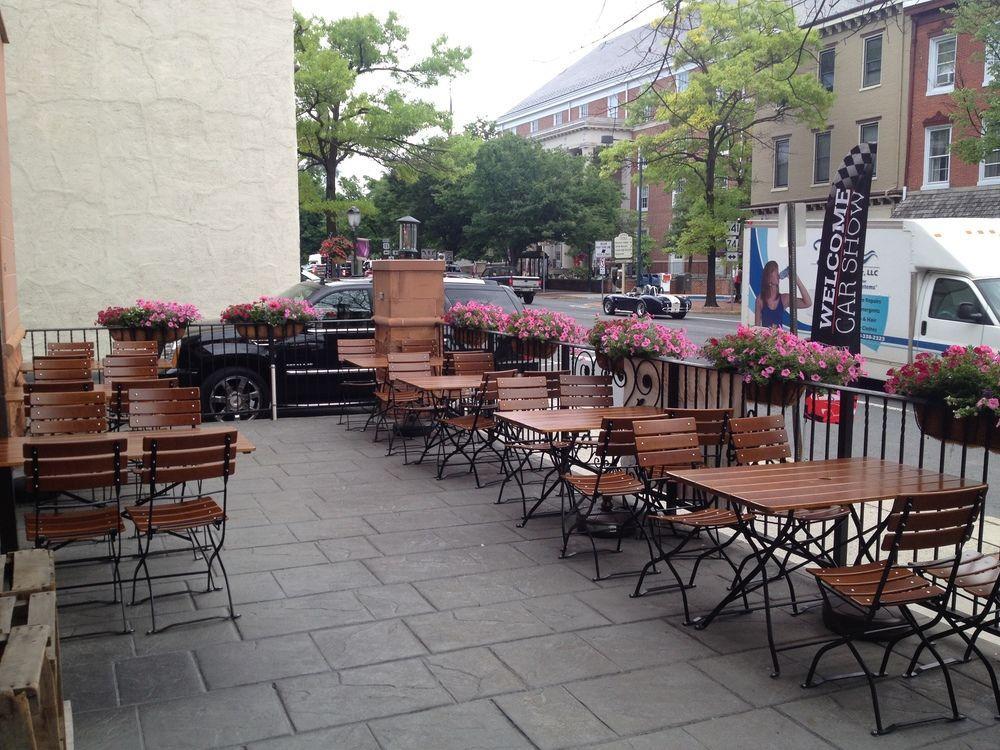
[294,11,470,235]
[465,135,621,263]
[602,0,831,306]
[950,0,1000,165]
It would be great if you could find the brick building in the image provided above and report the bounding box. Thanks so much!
[495,25,690,282]
[893,0,1000,217]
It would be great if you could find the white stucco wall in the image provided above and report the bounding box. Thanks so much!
[3,0,299,328]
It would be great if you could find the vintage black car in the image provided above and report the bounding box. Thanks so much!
[169,278,523,420]
[602,287,692,319]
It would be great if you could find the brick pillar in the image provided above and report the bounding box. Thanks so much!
[371,260,444,355]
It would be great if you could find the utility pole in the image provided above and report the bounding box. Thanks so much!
[785,202,798,335]
[636,152,644,287]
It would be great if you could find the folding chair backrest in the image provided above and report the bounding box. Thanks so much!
[481,369,518,405]
[339,338,377,357]
[664,407,732,449]
[497,376,549,411]
[32,356,91,382]
[633,417,704,472]
[128,387,201,430]
[882,486,986,555]
[448,351,494,376]
[387,351,432,381]
[111,377,178,414]
[22,437,128,493]
[24,380,94,395]
[28,391,108,437]
[104,355,158,382]
[45,341,95,359]
[728,414,790,464]
[112,340,159,355]
[594,415,666,459]
[401,338,439,356]
[139,430,238,485]
[559,375,613,409]
[543,370,570,401]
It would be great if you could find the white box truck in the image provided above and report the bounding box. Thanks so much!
[741,217,1000,380]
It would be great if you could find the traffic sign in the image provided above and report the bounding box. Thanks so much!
[597,258,607,275]
[725,251,739,263]
[381,239,391,251]
[613,232,633,260]
[594,240,612,259]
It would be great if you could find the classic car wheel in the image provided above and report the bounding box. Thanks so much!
[603,298,616,315]
[670,312,688,320]
[203,367,266,421]
[635,301,648,316]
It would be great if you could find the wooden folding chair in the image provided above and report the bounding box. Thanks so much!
[804,485,987,735]
[23,437,129,633]
[663,407,732,467]
[102,355,158,381]
[45,341,95,359]
[128,387,201,430]
[631,417,752,620]
[32,356,92,384]
[446,351,495,376]
[123,430,238,633]
[108,377,179,429]
[337,338,377,430]
[380,352,435,461]
[111,340,159,355]
[558,375,613,409]
[28,392,108,437]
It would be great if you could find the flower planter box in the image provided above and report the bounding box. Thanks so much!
[914,404,1000,452]
[453,328,488,349]
[108,326,187,347]
[596,353,625,375]
[511,339,558,359]
[744,381,804,407]
[234,322,306,340]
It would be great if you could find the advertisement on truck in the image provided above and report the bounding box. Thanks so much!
[742,218,1000,380]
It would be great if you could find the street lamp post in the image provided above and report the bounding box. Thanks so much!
[636,152,644,287]
[347,206,361,276]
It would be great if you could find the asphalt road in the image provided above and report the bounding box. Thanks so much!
[532,292,742,343]
[532,292,1000,520]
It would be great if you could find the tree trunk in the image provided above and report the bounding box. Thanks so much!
[324,160,337,236]
[703,133,719,308]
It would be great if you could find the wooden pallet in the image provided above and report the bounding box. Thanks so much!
[0,551,66,749]
[1,550,56,598]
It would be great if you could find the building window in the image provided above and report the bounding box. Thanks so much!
[529,119,539,134]
[819,48,835,91]
[987,48,997,85]
[554,111,563,127]
[981,134,1000,184]
[929,35,957,93]
[578,102,588,118]
[924,126,952,187]
[774,137,790,188]
[675,68,690,92]
[862,34,882,88]
[813,131,832,184]
[859,121,879,177]
[640,184,649,211]
[608,94,619,119]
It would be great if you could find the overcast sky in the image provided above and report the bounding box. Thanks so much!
[293,0,664,181]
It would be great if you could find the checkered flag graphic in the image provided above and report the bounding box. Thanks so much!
[833,142,877,192]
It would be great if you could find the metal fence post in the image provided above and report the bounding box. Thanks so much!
[832,386,855,564]
[665,361,679,410]
[268,328,278,421]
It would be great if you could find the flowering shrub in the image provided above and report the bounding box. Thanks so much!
[444,301,509,331]
[220,297,319,326]
[504,308,586,344]
[701,325,863,386]
[886,345,1000,421]
[588,316,697,360]
[96,300,199,329]
[319,236,352,262]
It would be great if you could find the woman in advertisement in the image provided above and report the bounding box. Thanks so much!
[755,260,812,328]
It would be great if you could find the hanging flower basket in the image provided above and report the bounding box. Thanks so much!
[744,380,804,407]
[914,404,1000,452]
[453,328,489,349]
[504,308,585,361]
[108,325,187,345]
[511,338,558,359]
[97,300,199,350]
[596,353,626,375]
[233,322,306,341]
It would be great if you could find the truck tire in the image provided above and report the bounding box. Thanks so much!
[522,293,535,304]
[202,366,267,421]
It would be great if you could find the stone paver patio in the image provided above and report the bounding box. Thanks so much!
[47,417,1000,749]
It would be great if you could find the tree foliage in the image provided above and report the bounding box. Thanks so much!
[949,0,1000,165]
[294,12,470,235]
[602,0,831,305]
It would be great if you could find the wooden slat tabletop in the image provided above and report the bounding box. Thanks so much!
[397,375,482,392]
[496,406,662,434]
[0,426,256,469]
[342,355,444,370]
[665,458,973,512]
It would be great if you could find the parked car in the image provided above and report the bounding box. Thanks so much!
[481,264,541,304]
[171,277,523,420]
[602,287,692,319]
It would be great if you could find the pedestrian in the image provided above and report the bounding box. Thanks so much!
[733,268,742,304]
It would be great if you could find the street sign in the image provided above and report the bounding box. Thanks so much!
[613,232,633,260]
[597,257,606,275]
[381,239,391,251]
[594,240,612,259]
[725,251,739,263]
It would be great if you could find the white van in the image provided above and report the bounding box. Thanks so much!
[741,217,1000,380]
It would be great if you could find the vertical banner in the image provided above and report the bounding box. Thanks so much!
[810,143,876,353]
[355,237,370,258]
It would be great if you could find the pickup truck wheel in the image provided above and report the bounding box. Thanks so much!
[603,298,616,315]
[522,293,535,304]
[636,301,648,316]
[202,367,267,421]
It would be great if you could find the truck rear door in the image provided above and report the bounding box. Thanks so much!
[918,275,989,352]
